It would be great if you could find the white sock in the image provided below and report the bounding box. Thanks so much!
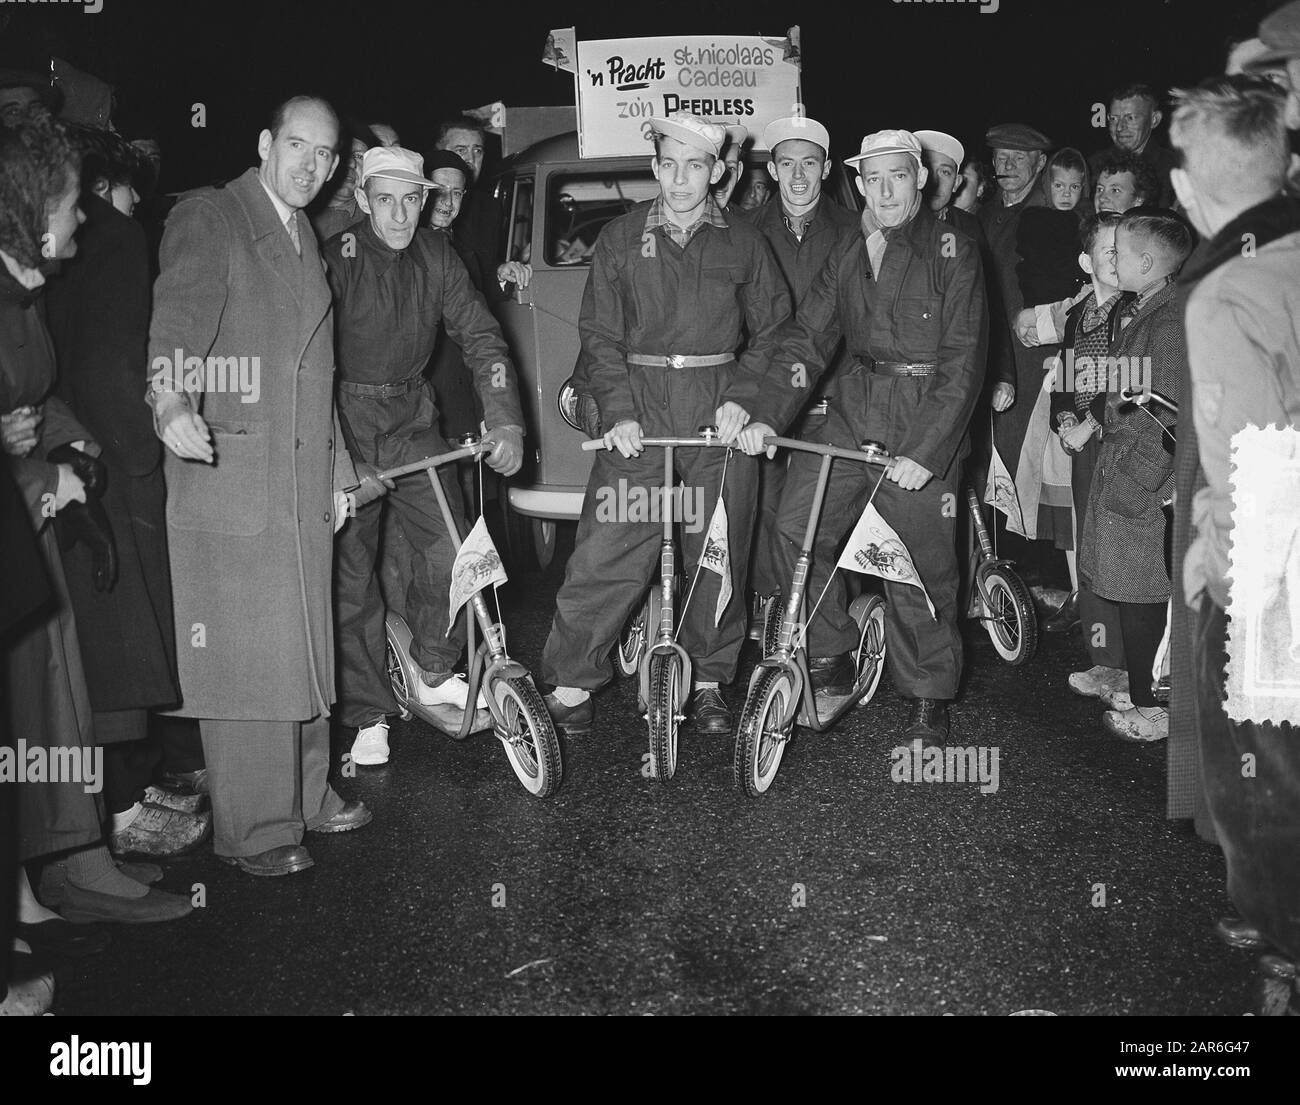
[112,802,143,835]
[694,681,719,691]
[552,686,589,707]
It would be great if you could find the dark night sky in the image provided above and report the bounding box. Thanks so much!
[0,0,1283,189]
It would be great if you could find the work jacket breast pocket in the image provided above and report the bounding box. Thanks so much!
[168,423,269,537]
[894,296,941,358]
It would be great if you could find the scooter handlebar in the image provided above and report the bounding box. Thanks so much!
[580,435,894,467]
[1119,387,1179,415]
[370,442,489,484]
[580,435,729,451]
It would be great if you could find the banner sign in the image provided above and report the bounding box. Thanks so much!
[572,33,802,159]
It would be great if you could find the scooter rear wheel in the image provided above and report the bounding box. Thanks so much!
[492,675,562,797]
[617,589,657,678]
[979,566,1038,666]
[646,652,682,781]
[384,615,415,722]
[849,594,888,706]
[733,667,796,797]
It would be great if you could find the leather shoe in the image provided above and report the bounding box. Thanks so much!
[809,653,855,697]
[1216,916,1270,951]
[307,800,373,834]
[691,687,731,734]
[15,918,111,959]
[218,844,315,877]
[1043,590,1080,633]
[60,882,194,923]
[543,692,594,736]
[903,698,950,748]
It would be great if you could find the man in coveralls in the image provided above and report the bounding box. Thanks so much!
[542,112,792,737]
[736,113,858,626]
[324,147,525,767]
[739,129,988,744]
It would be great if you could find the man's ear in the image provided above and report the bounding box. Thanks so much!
[420,189,431,211]
[709,158,726,186]
[355,186,372,215]
[648,156,659,179]
[1079,250,1094,276]
[915,165,929,192]
[1141,250,1155,274]
[1149,108,1163,131]
[855,174,866,199]
[326,153,340,184]
[1169,167,1195,213]
[1033,151,1047,175]
[257,129,273,163]
[92,177,110,199]
[767,161,779,183]
[819,159,832,182]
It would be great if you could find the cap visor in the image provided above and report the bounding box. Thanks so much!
[649,119,719,157]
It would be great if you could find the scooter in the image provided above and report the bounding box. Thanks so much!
[965,484,1039,666]
[736,436,894,797]
[580,428,731,781]
[367,436,562,797]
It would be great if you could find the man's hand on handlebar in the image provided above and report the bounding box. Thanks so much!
[715,401,750,445]
[735,422,777,458]
[482,425,525,476]
[887,456,933,491]
[602,419,644,458]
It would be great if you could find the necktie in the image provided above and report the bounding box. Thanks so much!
[286,214,301,256]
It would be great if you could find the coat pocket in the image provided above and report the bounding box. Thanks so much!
[1122,440,1174,495]
[168,424,270,537]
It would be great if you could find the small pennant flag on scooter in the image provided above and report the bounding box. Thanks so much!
[699,497,732,627]
[984,440,1025,535]
[836,503,936,618]
[448,516,508,630]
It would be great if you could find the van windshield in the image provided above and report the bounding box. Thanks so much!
[547,173,659,266]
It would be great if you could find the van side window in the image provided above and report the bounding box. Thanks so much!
[546,172,660,266]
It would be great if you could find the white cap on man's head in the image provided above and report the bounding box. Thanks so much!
[762,115,831,156]
[914,130,966,170]
[359,146,434,189]
[648,112,728,158]
[844,129,924,170]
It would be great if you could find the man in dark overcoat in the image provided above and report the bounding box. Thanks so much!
[147,95,373,877]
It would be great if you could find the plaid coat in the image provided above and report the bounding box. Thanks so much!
[1079,280,1182,604]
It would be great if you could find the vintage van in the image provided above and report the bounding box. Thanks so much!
[486,129,860,569]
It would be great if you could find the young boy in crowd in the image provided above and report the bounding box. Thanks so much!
[1008,148,1093,561]
[1016,148,1090,308]
[1077,210,1193,743]
[1053,211,1130,708]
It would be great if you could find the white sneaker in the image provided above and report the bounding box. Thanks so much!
[350,721,390,766]
[1068,665,1127,699]
[414,673,487,710]
[1102,705,1168,743]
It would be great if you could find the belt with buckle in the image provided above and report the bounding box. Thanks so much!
[338,375,426,398]
[626,353,735,369]
[863,358,938,377]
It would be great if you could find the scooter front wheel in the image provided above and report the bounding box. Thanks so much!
[733,667,795,797]
[646,651,682,781]
[979,566,1038,666]
[492,675,562,797]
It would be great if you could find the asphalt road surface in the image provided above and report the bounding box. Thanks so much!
[53,526,1254,1016]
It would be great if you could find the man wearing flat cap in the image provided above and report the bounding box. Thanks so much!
[739,129,988,745]
[736,114,858,620]
[323,146,526,768]
[543,111,792,736]
[980,123,1054,509]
